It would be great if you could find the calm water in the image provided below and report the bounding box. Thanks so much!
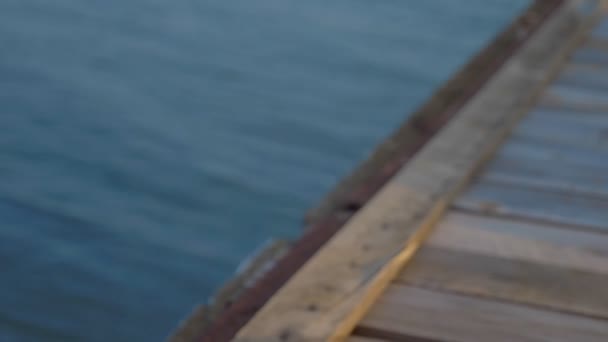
[1,1,528,341]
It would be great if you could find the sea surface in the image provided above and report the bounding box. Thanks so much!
[0,1,529,340]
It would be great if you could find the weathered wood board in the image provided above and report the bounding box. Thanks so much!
[431,212,608,259]
[515,109,608,149]
[456,181,608,231]
[360,286,608,342]
[482,156,608,200]
[498,134,608,169]
[477,132,608,199]
[398,245,608,318]
[399,212,608,319]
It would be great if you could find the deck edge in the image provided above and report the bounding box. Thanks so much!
[234,1,596,341]
[188,1,574,341]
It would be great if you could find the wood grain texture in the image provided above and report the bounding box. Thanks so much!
[497,135,608,169]
[397,247,608,319]
[478,131,608,198]
[431,212,608,263]
[482,156,608,200]
[500,104,608,194]
[456,181,608,232]
[360,286,608,342]
[236,4,593,342]
[414,213,608,313]
[514,109,608,150]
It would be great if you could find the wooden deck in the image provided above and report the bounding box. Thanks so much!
[232,1,608,341]
[349,8,608,341]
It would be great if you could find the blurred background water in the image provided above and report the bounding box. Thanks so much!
[0,0,529,341]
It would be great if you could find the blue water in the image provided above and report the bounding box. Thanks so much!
[0,1,529,341]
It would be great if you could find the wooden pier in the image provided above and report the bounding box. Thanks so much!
[177,1,608,341]
[229,1,608,341]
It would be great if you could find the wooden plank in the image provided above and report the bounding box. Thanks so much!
[514,109,608,149]
[480,127,608,197]
[482,155,608,200]
[540,83,608,111]
[360,286,608,342]
[426,212,608,272]
[418,210,608,326]
[456,181,608,231]
[235,4,591,341]
[478,132,608,198]
[420,213,608,282]
[497,135,608,169]
[397,247,608,319]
